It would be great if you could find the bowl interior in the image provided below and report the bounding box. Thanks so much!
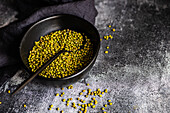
[20,14,100,80]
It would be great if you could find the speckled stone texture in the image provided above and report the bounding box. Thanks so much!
[0,0,170,113]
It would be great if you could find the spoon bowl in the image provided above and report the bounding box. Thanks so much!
[20,14,100,87]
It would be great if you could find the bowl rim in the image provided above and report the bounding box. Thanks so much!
[19,14,100,80]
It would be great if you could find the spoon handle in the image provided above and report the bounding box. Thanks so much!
[12,50,64,96]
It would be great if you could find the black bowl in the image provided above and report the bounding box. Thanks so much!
[20,14,100,87]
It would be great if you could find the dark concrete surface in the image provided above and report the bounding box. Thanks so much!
[0,0,170,113]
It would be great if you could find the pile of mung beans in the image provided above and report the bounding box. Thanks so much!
[28,29,93,78]
[0,25,118,113]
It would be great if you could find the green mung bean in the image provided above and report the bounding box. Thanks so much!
[28,29,93,78]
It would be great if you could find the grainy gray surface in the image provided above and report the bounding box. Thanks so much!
[0,0,170,113]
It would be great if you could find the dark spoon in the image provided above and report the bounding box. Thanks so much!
[12,36,86,96]
[12,49,66,96]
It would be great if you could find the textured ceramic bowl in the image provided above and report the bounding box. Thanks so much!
[20,14,100,87]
